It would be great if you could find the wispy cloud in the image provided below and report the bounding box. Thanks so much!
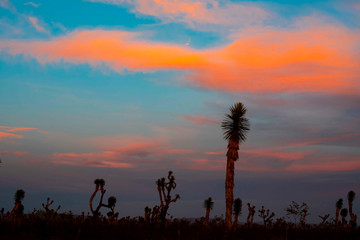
[51,134,196,169]
[1,22,358,93]
[24,2,40,7]
[0,0,16,11]
[28,16,49,34]
[87,0,269,29]
[0,126,37,140]
[0,150,27,156]
[181,115,219,125]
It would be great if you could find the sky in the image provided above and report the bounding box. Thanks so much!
[0,0,359,223]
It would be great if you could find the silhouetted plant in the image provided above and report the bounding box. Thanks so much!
[335,198,343,226]
[154,171,180,226]
[42,197,61,214]
[203,197,214,227]
[340,208,348,227]
[222,102,250,230]
[9,189,25,218]
[144,206,151,223]
[319,214,330,225]
[233,198,242,228]
[258,205,275,227]
[89,179,117,219]
[246,202,256,228]
[285,201,309,227]
[0,208,4,219]
[347,190,356,227]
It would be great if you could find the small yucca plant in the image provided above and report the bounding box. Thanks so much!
[203,197,214,226]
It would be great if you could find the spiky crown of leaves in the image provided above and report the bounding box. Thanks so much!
[108,196,117,207]
[336,198,343,209]
[221,102,250,143]
[204,197,214,210]
[348,190,356,202]
[233,198,242,215]
[94,178,105,187]
[14,189,25,203]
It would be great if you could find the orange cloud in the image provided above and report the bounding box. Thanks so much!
[0,132,23,140]
[1,24,359,93]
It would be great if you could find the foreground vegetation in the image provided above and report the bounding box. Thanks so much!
[1,211,360,240]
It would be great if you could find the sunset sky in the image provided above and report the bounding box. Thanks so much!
[0,0,359,222]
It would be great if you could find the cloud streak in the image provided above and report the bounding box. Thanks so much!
[1,23,358,93]
[87,0,269,29]
[28,16,49,34]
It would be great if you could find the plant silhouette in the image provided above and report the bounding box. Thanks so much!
[347,190,356,227]
[9,189,25,218]
[335,198,343,226]
[233,198,242,228]
[153,171,180,226]
[89,178,117,218]
[221,102,250,229]
[203,197,214,227]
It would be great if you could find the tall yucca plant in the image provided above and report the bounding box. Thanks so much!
[222,102,250,229]
[347,190,355,226]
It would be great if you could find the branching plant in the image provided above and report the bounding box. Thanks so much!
[89,179,117,219]
[246,202,256,228]
[319,214,330,225]
[285,201,309,227]
[42,197,61,214]
[258,206,275,227]
[153,171,180,225]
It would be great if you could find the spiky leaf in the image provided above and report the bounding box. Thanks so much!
[336,198,343,209]
[340,208,348,217]
[233,198,242,216]
[348,190,355,202]
[108,196,117,207]
[203,197,214,210]
[14,189,25,203]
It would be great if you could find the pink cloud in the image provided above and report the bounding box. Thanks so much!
[28,16,49,33]
[0,126,37,132]
[0,132,23,140]
[51,135,196,169]
[286,132,360,148]
[1,23,358,93]
[0,150,28,156]
[87,0,269,29]
[181,115,219,125]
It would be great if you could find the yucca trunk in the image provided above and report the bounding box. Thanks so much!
[205,208,210,226]
[157,186,163,206]
[342,216,347,227]
[349,201,354,224]
[335,208,340,226]
[89,186,99,215]
[233,214,239,228]
[225,152,235,229]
